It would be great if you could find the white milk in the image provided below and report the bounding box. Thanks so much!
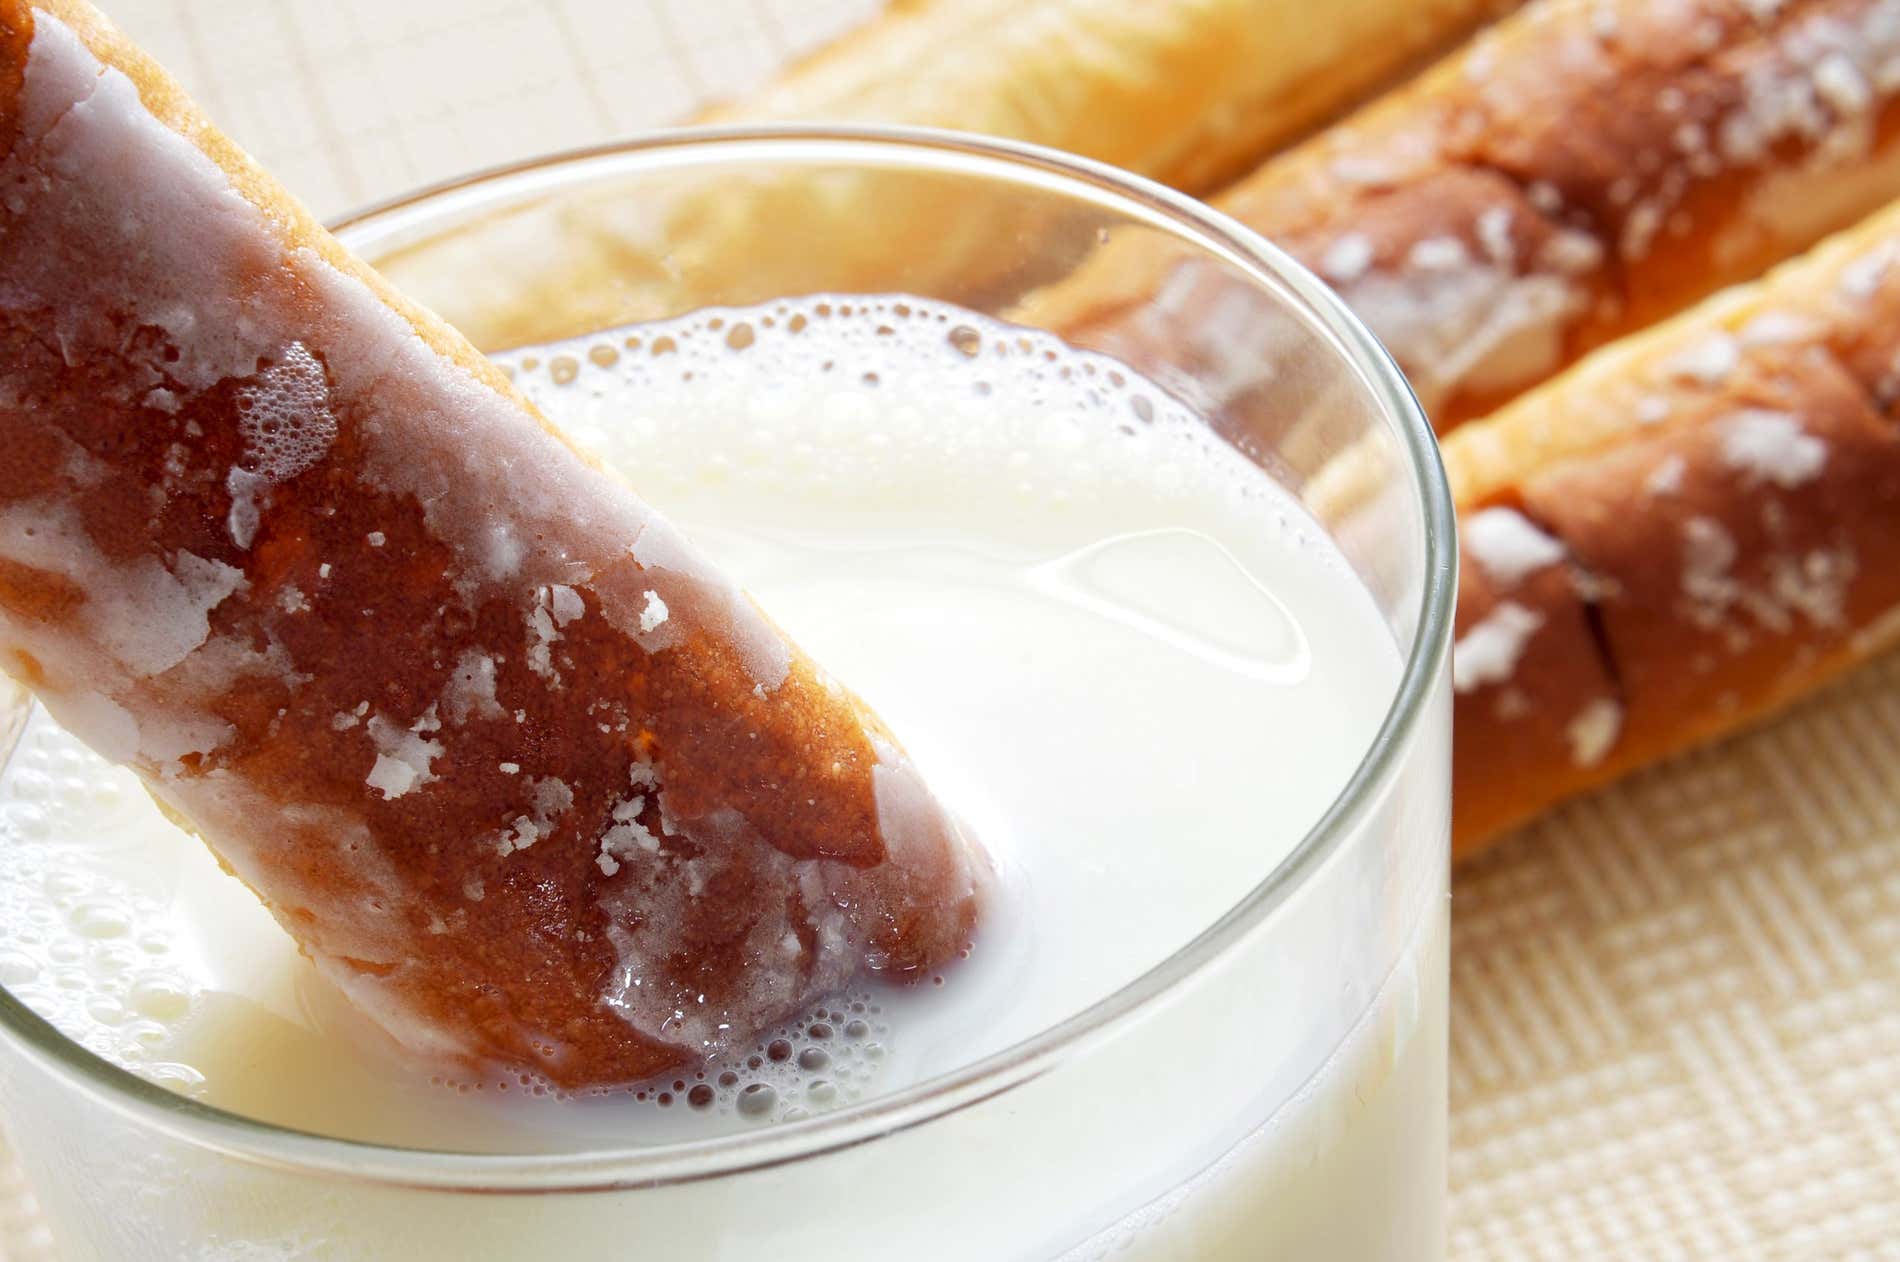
[0,298,1444,1258]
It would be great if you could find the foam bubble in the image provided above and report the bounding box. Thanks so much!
[497,295,1310,550]
[0,714,200,1093]
[447,988,895,1131]
[235,341,336,484]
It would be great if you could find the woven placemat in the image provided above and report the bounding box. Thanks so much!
[1451,652,1900,1260]
[6,3,1897,1257]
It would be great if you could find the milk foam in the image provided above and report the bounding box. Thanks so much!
[0,299,1399,1149]
[510,294,1321,545]
[0,722,203,1095]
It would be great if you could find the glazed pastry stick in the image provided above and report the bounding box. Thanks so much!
[0,0,985,1088]
[1035,0,1900,431]
[1447,192,1900,852]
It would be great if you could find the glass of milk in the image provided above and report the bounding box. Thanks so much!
[0,129,1454,1260]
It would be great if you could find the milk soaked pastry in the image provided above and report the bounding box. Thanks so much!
[0,299,1444,1258]
[0,0,987,1091]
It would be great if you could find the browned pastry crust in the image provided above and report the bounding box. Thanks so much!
[694,0,1517,197]
[1448,194,1900,853]
[374,0,1517,352]
[0,0,984,1088]
[1452,509,1619,850]
[1035,0,1900,432]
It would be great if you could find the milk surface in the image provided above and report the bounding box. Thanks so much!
[0,299,1439,1256]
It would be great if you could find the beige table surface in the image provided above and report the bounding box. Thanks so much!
[6,2,1900,1258]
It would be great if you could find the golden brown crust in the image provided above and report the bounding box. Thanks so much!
[1451,507,1619,853]
[694,0,1516,196]
[376,0,1515,352]
[0,0,982,1087]
[1448,194,1900,854]
[1035,0,1900,433]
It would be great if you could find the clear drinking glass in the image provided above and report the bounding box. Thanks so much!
[0,128,1454,1260]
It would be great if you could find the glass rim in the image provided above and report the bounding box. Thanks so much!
[0,123,1456,1193]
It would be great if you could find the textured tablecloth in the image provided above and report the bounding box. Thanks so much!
[7,2,1899,1258]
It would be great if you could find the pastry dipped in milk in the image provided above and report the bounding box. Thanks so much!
[0,0,986,1089]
